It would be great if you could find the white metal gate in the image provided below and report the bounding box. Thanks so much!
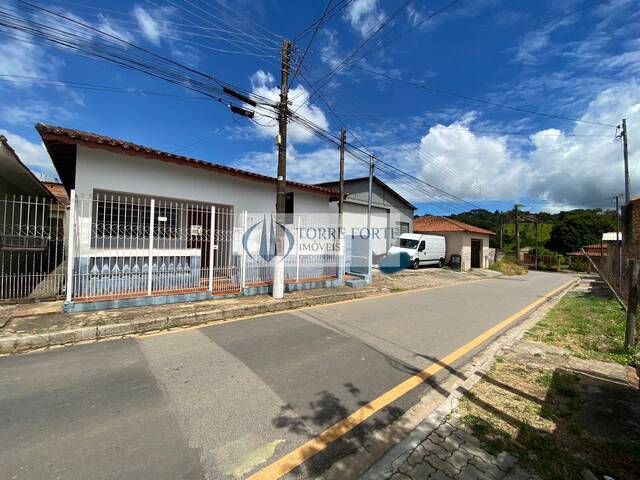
[66,191,342,304]
[0,195,66,300]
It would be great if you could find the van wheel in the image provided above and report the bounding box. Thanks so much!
[411,259,420,270]
[438,258,445,268]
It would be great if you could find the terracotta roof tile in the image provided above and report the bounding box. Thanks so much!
[413,216,494,235]
[36,123,341,199]
[42,181,69,207]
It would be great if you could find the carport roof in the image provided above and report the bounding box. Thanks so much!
[414,216,494,235]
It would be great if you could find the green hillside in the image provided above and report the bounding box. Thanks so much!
[427,207,618,254]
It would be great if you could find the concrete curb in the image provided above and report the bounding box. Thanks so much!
[0,287,388,355]
[359,277,579,480]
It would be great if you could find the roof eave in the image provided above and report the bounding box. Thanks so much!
[36,124,340,198]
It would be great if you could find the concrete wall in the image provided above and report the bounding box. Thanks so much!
[74,146,337,214]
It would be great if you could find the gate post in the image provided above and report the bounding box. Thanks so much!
[240,210,247,290]
[208,205,216,292]
[65,189,76,303]
[147,198,155,296]
[296,215,301,282]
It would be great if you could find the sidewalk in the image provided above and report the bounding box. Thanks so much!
[0,267,496,354]
[362,276,639,480]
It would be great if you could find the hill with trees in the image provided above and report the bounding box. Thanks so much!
[417,208,617,254]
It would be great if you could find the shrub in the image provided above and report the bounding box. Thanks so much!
[490,259,528,275]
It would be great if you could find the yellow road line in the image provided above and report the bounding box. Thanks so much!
[248,279,575,480]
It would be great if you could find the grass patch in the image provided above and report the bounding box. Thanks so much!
[490,260,528,276]
[459,362,640,480]
[527,292,635,366]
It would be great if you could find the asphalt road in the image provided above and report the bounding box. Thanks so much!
[0,271,571,480]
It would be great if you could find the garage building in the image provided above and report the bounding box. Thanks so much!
[413,216,495,271]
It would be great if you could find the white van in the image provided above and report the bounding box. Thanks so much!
[388,233,446,269]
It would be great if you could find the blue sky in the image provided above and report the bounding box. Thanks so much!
[1,0,639,215]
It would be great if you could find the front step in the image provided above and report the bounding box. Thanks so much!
[345,273,368,288]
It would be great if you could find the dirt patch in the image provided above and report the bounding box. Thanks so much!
[459,355,640,480]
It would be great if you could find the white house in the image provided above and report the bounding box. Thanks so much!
[37,123,343,310]
[413,216,494,271]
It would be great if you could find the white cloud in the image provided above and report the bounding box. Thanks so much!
[249,70,330,144]
[0,129,57,179]
[0,35,63,85]
[410,81,640,208]
[344,0,385,37]
[95,13,135,43]
[133,5,173,46]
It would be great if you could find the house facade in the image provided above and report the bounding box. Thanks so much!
[317,177,416,271]
[413,216,494,271]
[37,124,343,310]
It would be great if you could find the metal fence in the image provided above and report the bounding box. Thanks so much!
[66,192,342,303]
[0,194,66,300]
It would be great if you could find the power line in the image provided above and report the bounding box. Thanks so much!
[292,0,418,105]
[292,0,353,42]
[290,0,333,86]
[0,74,211,99]
[326,111,616,137]
[0,0,275,107]
[354,0,462,64]
[348,64,619,128]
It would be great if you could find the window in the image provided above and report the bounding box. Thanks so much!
[94,192,153,239]
[397,222,410,234]
[396,238,419,249]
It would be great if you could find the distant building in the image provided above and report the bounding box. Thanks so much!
[317,176,416,266]
[602,232,622,242]
[413,216,494,271]
[0,134,52,198]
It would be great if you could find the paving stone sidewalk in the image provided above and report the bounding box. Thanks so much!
[374,412,536,480]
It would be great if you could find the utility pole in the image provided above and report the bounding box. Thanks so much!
[499,212,503,251]
[622,119,630,205]
[616,195,622,289]
[535,214,539,270]
[514,204,520,262]
[367,154,375,282]
[338,128,346,281]
[273,40,291,300]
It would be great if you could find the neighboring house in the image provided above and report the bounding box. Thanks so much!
[566,243,608,273]
[317,176,416,267]
[36,123,342,309]
[0,134,52,198]
[0,136,67,299]
[602,232,622,242]
[413,216,494,271]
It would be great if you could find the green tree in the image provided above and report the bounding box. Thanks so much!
[545,210,616,253]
